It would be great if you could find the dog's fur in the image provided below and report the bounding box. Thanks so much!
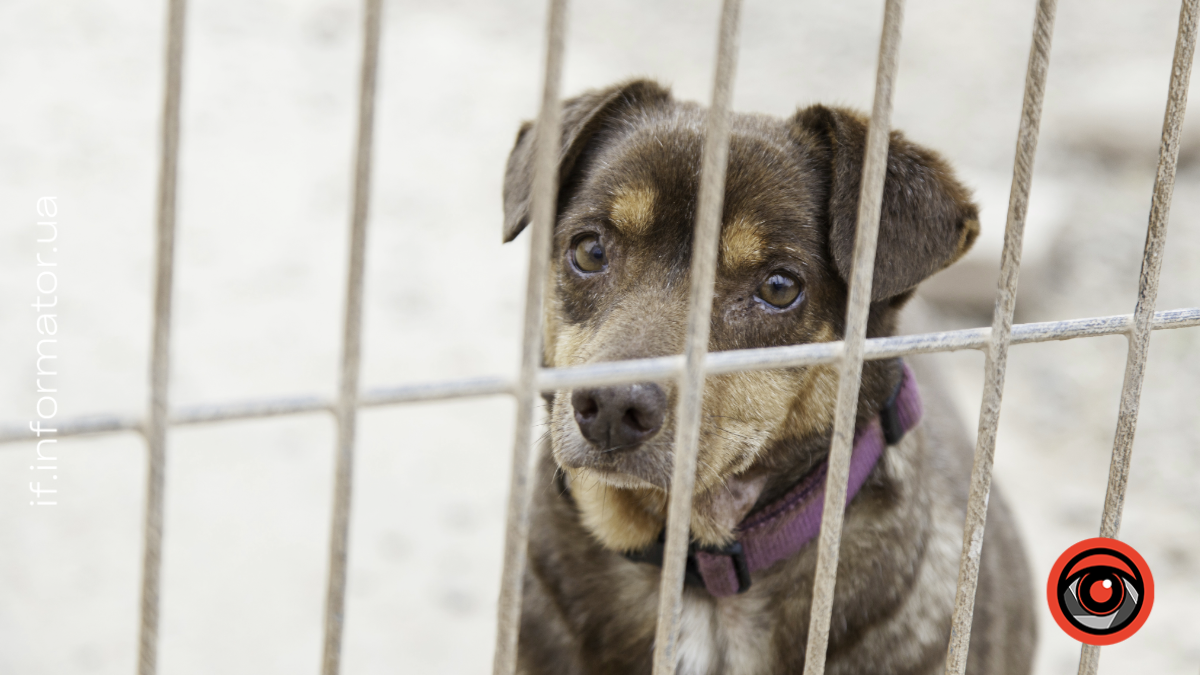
[502,80,1035,675]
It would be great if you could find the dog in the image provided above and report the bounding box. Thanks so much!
[501,79,1035,675]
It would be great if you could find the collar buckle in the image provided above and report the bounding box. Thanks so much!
[624,535,752,594]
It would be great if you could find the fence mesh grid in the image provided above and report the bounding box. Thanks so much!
[1,0,1198,674]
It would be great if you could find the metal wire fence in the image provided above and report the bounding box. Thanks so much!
[1,0,1198,674]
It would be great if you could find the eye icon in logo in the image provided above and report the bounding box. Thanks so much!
[1047,537,1154,646]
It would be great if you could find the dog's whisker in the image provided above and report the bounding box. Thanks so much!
[601,477,608,524]
[709,425,758,442]
[693,456,738,503]
[707,429,748,447]
[550,465,569,497]
[704,415,772,435]
[597,441,643,455]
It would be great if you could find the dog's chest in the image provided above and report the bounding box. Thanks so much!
[675,590,772,675]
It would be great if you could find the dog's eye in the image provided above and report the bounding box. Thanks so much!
[572,235,607,273]
[757,272,802,308]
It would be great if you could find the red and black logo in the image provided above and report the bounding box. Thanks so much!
[1047,537,1154,646]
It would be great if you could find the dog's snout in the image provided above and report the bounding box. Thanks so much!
[571,383,667,450]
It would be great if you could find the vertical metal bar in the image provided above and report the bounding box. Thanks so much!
[137,0,186,673]
[491,2,567,674]
[943,1,1057,673]
[1096,0,1197,545]
[650,2,742,672]
[801,2,904,674]
[1077,644,1102,675]
[320,0,383,673]
[1078,0,1198,673]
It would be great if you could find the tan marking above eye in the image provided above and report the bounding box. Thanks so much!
[721,215,767,268]
[609,185,656,236]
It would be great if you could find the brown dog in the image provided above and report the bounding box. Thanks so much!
[502,79,1035,675]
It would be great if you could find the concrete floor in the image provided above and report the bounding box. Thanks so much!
[1,0,1197,673]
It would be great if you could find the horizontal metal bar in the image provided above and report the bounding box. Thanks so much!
[362,376,514,406]
[4,413,144,439]
[175,395,333,424]
[0,397,334,443]
[3,307,1197,446]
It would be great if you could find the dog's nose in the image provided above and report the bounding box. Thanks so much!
[571,383,667,450]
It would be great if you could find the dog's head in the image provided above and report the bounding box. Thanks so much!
[503,80,978,551]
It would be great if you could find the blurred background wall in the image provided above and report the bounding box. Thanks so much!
[0,0,1197,673]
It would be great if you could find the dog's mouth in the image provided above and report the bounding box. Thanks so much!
[565,463,666,493]
[553,426,674,490]
[550,384,773,493]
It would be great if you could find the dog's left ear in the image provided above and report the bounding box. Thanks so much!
[792,105,980,301]
[503,79,673,242]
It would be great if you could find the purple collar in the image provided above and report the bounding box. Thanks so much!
[624,362,923,597]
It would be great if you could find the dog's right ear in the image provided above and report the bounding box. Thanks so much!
[502,79,672,242]
[792,105,980,301]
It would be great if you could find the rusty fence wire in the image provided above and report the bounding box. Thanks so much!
[1,0,1198,674]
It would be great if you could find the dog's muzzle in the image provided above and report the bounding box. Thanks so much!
[571,383,667,451]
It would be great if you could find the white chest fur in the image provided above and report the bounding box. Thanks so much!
[674,590,771,675]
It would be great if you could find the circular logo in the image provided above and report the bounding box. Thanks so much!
[1047,537,1154,646]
